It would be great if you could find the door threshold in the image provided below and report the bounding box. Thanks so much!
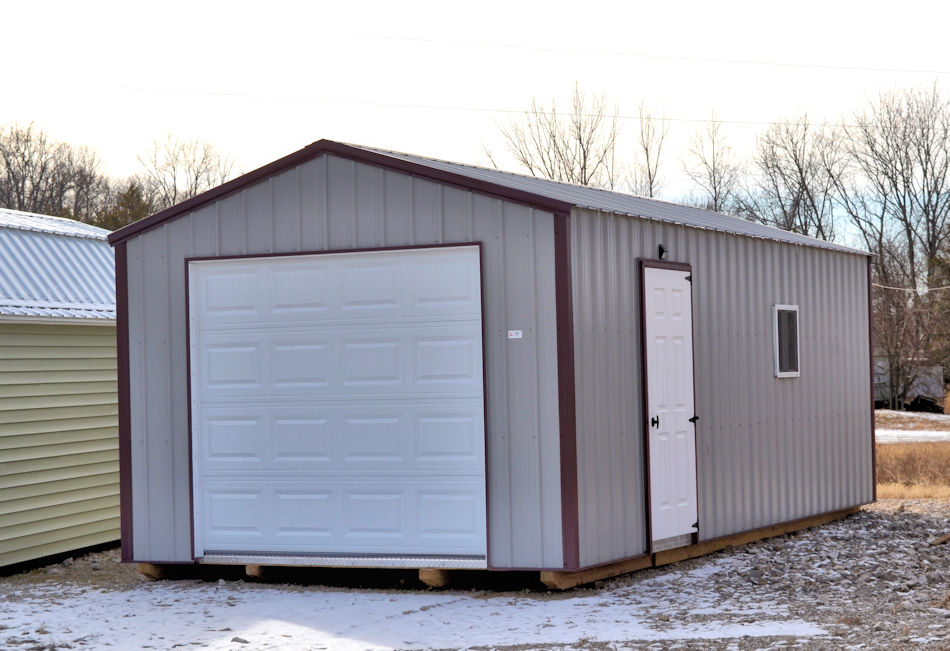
[652,533,693,553]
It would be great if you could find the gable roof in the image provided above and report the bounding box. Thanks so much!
[108,139,866,256]
[0,208,115,321]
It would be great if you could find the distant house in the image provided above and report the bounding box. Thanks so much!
[0,208,118,568]
[874,358,945,411]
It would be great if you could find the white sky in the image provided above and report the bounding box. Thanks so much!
[4,0,950,198]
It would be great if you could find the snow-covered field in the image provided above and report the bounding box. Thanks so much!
[1,562,822,650]
[876,409,950,442]
[876,428,950,443]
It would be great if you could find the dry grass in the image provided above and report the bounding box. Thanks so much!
[876,483,950,498]
[876,441,950,497]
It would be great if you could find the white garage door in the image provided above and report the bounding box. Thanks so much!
[188,246,486,561]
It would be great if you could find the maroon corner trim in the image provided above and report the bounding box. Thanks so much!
[107,140,574,247]
[867,256,876,501]
[114,242,134,563]
[638,259,695,554]
[554,213,579,570]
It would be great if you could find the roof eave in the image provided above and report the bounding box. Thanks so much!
[0,315,116,325]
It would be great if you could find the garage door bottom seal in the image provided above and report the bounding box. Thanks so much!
[199,553,488,569]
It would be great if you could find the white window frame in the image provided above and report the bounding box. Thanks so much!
[773,304,800,378]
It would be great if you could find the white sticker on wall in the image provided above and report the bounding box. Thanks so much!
[507,330,523,339]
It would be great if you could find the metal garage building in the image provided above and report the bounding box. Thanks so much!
[109,140,873,585]
[1,209,118,568]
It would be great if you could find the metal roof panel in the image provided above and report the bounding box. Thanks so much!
[0,212,115,320]
[351,144,867,256]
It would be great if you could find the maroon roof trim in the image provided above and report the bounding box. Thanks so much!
[107,140,573,246]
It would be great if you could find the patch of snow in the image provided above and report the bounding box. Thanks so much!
[875,429,950,443]
[876,410,950,423]
[0,577,825,650]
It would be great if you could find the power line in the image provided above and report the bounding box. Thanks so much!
[873,283,950,292]
[331,32,950,77]
[110,84,855,129]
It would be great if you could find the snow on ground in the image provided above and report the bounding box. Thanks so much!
[5,501,950,649]
[875,409,950,442]
[876,428,950,443]
[1,557,822,650]
[876,409,950,424]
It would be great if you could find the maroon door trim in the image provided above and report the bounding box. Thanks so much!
[638,258,698,554]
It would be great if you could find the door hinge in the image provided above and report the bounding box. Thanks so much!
[689,415,699,424]
[685,274,692,282]
[651,416,660,428]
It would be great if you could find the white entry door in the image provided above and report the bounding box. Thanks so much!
[643,265,698,550]
[188,246,487,561]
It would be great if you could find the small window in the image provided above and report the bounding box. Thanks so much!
[774,304,800,378]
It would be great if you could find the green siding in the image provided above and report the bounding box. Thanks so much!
[0,322,119,567]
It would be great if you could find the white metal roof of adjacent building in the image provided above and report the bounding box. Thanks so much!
[0,208,116,321]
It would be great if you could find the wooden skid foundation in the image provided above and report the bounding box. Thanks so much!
[136,563,167,580]
[541,506,859,589]
[418,568,451,588]
[540,554,652,590]
[135,507,859,590]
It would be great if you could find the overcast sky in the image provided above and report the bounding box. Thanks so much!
[5,0,950,197]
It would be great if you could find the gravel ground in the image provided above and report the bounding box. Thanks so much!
[2,499,949,649]
[597,499,950,649]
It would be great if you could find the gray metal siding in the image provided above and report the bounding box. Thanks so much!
[126,154,563,567]
[572,208,872,567]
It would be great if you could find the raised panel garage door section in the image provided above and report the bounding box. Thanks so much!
[188,246,486,563]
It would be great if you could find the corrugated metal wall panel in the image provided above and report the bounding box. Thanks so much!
[0,322,119,567]
[125,154,563,567]
[572,209,872,566]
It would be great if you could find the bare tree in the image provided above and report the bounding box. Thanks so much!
[629,101,668,198]
[494,84,619,189]
[683,114,742,213]
[138,134,236,211]
[0,122,110,222]
[739,116,839,240]
[828,85,950,406]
